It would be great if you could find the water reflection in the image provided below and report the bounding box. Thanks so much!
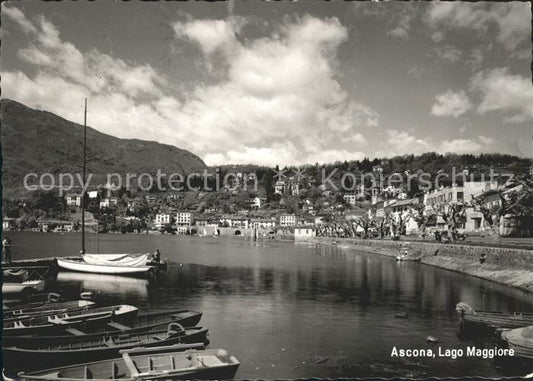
[56,272,149,299]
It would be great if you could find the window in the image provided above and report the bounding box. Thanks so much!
[457,192,464,201]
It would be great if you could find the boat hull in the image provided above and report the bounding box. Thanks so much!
[501,326,533,360]
[2,311,113,337]
[57,258,155,276]
[3,328,209,373]
[18,348,240,380]
[3,310,202,346]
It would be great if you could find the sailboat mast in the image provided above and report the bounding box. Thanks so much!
[81,98,87,254]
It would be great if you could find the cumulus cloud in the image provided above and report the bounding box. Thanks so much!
[439,139,481,153]
[434,45,463,63]
[2,9,377,167]
[2,5,37,34]
[387,11,413,40]
[172,18,242,57]
[426,2,530,50]
[379,130,492,156]
[431,90,472,118]
[470,68,533,122]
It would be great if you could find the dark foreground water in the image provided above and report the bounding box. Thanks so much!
[6,232,533,378]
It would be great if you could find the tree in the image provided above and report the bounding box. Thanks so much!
[354,215,374,238]
[409,203,435,238]
[472,176,533,239]
[437,202,467,241]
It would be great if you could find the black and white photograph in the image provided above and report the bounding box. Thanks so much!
[1,0,533,379]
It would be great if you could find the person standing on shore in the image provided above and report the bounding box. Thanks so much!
[3,236,13,264]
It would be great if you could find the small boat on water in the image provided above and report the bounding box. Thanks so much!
[57,257,156,276]
[2,280,46,299]
[4,310,203,346]
[2,309,114,337]
[3,292,63,310]
[500,325,533,360]
[17,346,240,380]
[396,243,422,262]
[3,300,95,321]
[3,269,29,282]
[456,302,533,331]
[5,304,137,325]
[3,305,137,336]
[396,254,421,262]
[3,323,209,372]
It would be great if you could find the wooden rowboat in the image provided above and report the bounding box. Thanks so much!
[3,310,202,346]
[3,300,96,321]
[2,310,114,337]
[3,292,63,310]
[456,302,533,332]
[3,269,29,282]
[501,325,533,360]
[57,258,155,276]
[3,323,209,373]
[3,305,137,336]
[4,304,137,326]
[17,346,240,380]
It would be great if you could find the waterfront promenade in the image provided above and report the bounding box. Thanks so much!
[312,236,533,292]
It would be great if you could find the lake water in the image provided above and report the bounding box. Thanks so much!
[6,231,533,378]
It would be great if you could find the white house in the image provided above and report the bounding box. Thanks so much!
[176,212,192,226]
[275,180,287,194]
[66,194,82,207]
[295,227,316,240]
[280,214,296,227]
[343,193,357,206]
[99,197,118,209]
[250,218,276,229]
[230,217,249,229]
[154,213,172,229]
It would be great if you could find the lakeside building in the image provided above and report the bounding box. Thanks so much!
[275,180,287,194]
[295,227,316,240]
[424,181,498,233]
[2,217,18,231]
[230,216,249,229]
[99,197,118,209]
[250,218,276,229]
[389,197,421,235]
[66,194,82,207]
[247,196,264,209]
[176,211,193,234]
[280,214,296,227]
[154,213,172,230]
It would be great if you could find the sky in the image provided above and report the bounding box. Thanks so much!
[1,1,532,167]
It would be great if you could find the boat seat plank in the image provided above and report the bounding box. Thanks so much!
[64,327,87,336]
[122,353,139,377]
[107,322,132,331]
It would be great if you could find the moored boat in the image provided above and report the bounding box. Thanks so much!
[57,257,156,276]
[17,347,240,380]
[3,300,96,321]
[396,254,421,262]
[501,325,533,360]
[3,269,29,282]
[3,305,137,336]
[3,292,63,310]
[5,304,137,326]
[4,309,203,345]
[3,324,209,372]
[456,302,533,332]
[2,310,114,337]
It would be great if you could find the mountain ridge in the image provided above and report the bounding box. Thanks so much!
[0,98,206,198]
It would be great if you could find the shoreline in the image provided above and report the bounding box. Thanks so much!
[311,237,533,293]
